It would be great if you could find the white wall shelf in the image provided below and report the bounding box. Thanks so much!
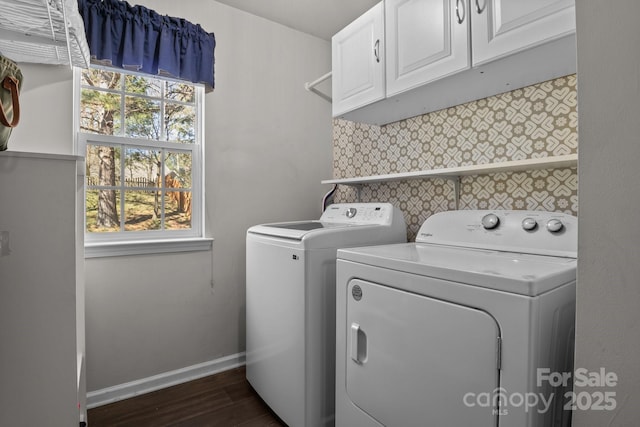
[322,154,578,208]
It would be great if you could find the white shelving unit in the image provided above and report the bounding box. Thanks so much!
[0,151,86,425]
[322,154,578,208]
[0,0,90,68]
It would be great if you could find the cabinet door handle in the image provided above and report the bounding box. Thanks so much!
[374,39,380,63]
[455,0,466,24]
[475,0,485,14]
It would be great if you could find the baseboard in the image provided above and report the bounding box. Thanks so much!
[86,352,246,409]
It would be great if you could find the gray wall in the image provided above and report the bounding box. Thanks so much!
[574,1,640,425]
[85,0,333,391]
[10,65,75,153]
[10,0,333,392]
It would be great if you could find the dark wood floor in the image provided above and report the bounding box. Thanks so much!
[88,366,286,426]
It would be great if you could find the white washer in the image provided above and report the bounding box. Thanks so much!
[246,203,407,427]
[336,210,577,427]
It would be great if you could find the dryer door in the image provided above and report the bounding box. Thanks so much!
[345,279,500,427]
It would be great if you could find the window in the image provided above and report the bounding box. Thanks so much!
[75,66,209,257]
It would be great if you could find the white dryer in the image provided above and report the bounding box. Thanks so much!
[336,210,577,427]
[246,203,406,427]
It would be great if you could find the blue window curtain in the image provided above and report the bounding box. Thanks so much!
[77,0,216,92]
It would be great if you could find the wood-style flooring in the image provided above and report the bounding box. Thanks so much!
[87,366,286,426]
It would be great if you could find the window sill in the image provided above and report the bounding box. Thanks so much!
[84,237,213,258]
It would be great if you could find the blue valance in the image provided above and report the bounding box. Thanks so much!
[77,0,216,91]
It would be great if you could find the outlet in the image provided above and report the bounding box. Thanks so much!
[0,231,9,256]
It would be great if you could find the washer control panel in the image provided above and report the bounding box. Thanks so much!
[320,203,397,225]
[418,210,577,257]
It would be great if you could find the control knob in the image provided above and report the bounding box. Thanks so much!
[481,213,500,230]
[546,219,564,233]
[346,208,357,218]
[522,217,538,231]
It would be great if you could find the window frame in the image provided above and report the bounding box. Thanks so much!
[74,66,211,258]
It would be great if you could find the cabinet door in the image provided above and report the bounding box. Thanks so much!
[332,2,385,117]
[386,0,471,97]
[471,0,575,65]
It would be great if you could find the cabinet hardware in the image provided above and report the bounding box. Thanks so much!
[456,0,466,24]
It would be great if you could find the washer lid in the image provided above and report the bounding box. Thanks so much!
[247,203,405,241]
[248,221,353,240]
[338,242,576,296]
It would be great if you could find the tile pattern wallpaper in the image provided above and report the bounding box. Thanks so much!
[332,75,578,241]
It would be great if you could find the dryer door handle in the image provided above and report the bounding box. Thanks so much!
[350,323,368,364]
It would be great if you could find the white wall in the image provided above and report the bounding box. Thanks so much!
[85,0,333,391]
[8,0,333,392]
[8,64,74,154]
[574,1,640,425]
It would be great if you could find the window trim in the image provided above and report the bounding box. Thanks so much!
[84,237,213,258]
[74,67,209,258]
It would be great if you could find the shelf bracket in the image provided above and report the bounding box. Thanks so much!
[447,176,461,210]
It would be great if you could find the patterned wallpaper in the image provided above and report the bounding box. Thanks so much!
[332,75,578,241]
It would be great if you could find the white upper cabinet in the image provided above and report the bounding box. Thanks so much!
[386,0,470,96]
[332,2,385,116]
[471,0,576,65]
[332,0,576,125]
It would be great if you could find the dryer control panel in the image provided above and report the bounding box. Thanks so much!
[417,210,577,258]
